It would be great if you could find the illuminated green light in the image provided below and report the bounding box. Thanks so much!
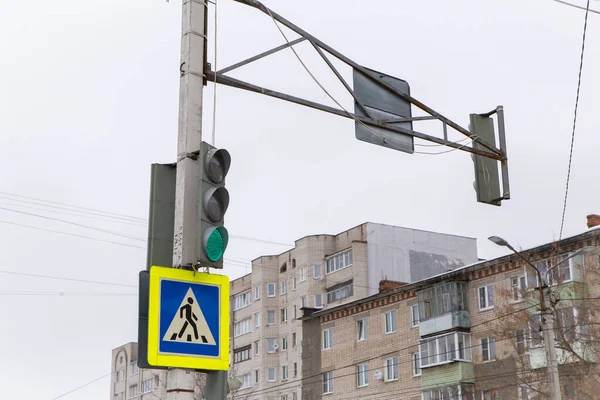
[205,227,228,262]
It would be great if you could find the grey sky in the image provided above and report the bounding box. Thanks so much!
[0,0,598,398]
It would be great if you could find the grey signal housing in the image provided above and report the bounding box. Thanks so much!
[470,114,501,206]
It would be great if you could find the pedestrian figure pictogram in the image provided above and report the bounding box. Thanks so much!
[162,287,216,345]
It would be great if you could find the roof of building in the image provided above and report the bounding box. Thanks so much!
[303,227,600,320]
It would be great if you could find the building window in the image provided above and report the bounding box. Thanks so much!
[281,308,288,323]
[326,280,353,303]
[233,344,252,363]
[254,312,260,328]
[511,276,526,301]
[384,310,397,334]
[530,314,543,347]
[141,379,153,394]
[482,389,499,400]
[315,293,324,309]
[518,385,531,400]
[254,285,260,300]
[326,249,353,274]
[234,318,251,337]
[419,332,472,367]
[282,365,288,380]
[314,264,322,279]
[357,319,368,341]
[292,277,297,290]
[234,292,251,310]
[300,267,307,282]
[282,336,288,351]
[154,375,160,388]
[128,384,138,399]
[267,338,277,353]
[129,362,138,375]
[412,352,421,376]
[410,304,420,327]
[322,371,333,394]
[300,296,307,308]
[255,369,260,384]
[478,285,494,311]
[240,373,252,389]
[323,328,333,350]
[292,332,297,348]
[293,305,297,320]
[281,280,287,295]
[384,357,399,382]
[113,394,122,400]
[116,369,124,382]
[481,337,496,362]
[268,367,276,382]
[417,282,469,321]
[293,362,298,377]
[267,283,276,297]
[267,310,275,325]
[516,328,527,354]
[282,396,287,400]
[254,340,259,356]
[356,364,369,387]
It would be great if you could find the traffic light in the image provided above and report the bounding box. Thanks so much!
[470,114,501,206]
[197,141,231,268]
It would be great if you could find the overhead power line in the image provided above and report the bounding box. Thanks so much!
[0,269,137,288]
[559,0,591,240]
[50,371,113,400]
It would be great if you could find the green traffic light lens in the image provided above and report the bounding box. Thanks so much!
[206,228,226,262]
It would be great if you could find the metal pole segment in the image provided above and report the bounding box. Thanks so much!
[207,70,502,160]
[233,0,504,158]
[309,41,372,118]
[217,37,306,74]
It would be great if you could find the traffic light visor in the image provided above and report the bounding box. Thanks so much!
[204,226,229,262]
[205,149,231,184]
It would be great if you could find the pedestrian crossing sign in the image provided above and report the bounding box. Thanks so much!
[147,266,230,370]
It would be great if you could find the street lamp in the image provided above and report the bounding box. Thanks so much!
[488,236,561,400]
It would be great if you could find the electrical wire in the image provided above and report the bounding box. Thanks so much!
[0,269,137,288]
[0,291,137,296]
[263,8,478,157]
[559,0,591,240]
[49,371,113,400]
[553,0,600,14]
[0,206,145,242]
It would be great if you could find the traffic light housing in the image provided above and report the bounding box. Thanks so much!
[470,114,501,206]
[197,141,231,268]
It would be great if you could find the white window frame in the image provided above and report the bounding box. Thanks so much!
[234,318,252,337]
[356,363,369,387]
[412,352,421,376]
[326,249,353,274]
[314,264,322,279]
[128,384,138,399]
[281,280,287,295]
[478,285,494,311]
[315,293,324,309]
[268,367,276,382]
[267,310,275,325]
[326,281,353,303]
[357,319,368,341]
[384,310,397,334]
[282,336,288,351]
[254,340,259,356]
[267,282,276,297]
[267,338,277,353]
[281,307,288,323]
[300,267,307,282]
[300,296,307,308]
[292,277,297,290]
[419,332,472,368]
[240,373,252,389]
[255,369,260,384]
[323,328,333,350]
[234,291,252,310]
[254,286,260,300]
[481,337,496,362]
[410,304,420,327]
[384,356,399,382]
[282,365,288,381]
[141,379,153,394]
[254,312,260,328]
[322,371,333,394]
[129,362,138,375]
[511,276,527,302]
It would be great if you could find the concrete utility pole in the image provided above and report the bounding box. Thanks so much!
[541,285,562,400]
[169,0,227,399]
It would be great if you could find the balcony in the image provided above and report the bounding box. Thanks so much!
[421,362,474,390]
[417,282,470,337]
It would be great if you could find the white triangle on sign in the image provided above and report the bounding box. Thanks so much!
[162,287,216,345]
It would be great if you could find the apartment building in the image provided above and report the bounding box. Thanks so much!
[299,218,600,400]
[110,343,169,400]
[229,222,479,400]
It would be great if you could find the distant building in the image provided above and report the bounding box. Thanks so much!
[110,343,168,400]
[299,219,600,399]
[229,222,479,400]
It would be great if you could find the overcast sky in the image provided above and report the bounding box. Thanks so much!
[1,0,598,398]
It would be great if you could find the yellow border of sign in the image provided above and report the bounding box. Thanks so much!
[148,266,230,370]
